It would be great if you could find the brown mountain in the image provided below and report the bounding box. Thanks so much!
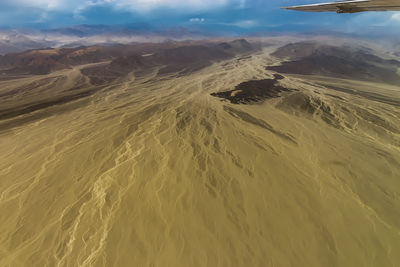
[267,42,400,84]
[81,39,259,84]
[0,42,186,75]
[0,39,258,77]
[0,46,116,75]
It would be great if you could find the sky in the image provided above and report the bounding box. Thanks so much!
[0,0,399,34]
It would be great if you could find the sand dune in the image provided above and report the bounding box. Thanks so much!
[0,44,399,267]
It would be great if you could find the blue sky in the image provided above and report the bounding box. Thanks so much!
[0,0,399,33]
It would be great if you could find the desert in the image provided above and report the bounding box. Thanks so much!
[0,38,399,266]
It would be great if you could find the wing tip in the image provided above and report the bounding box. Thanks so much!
[280,6,298,10]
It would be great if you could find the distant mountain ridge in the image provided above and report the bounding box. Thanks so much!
[0,25,211,55]
[267,41,400,84]
[0,39,259,80]
[82,39,260,84]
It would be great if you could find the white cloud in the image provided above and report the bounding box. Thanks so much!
[35,12,49,22]
[390,13,400,22]
[9,0,240,12]
[233,19,258,28]
[213,19,258,28]
[189,18,205,23]
[347,12,400,28]
[108,0,234,12]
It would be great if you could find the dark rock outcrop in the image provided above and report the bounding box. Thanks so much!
[211,74,291,104]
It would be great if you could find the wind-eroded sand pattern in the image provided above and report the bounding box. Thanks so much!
[1,47,400,266]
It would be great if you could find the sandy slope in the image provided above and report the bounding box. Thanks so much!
[0,47,399,267]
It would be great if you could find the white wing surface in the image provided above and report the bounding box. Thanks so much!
[283,0,400,13]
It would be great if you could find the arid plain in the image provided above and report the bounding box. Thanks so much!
[0,39,399,266]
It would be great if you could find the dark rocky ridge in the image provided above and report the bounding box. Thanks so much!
[0,43,173,75]
[267,42,400,84]
[81,39,259,85]
[211,74,290,104]
[0,39,258,77]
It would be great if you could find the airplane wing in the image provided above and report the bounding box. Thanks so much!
[282,0,400,13]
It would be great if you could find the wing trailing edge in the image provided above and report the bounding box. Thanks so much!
[283,0,400,13]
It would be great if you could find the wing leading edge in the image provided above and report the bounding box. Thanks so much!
[283,0,400,13]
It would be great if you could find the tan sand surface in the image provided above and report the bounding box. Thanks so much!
[0,47,399,266]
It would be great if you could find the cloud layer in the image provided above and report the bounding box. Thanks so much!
[0,0,399,35]
[9,0,243,12]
